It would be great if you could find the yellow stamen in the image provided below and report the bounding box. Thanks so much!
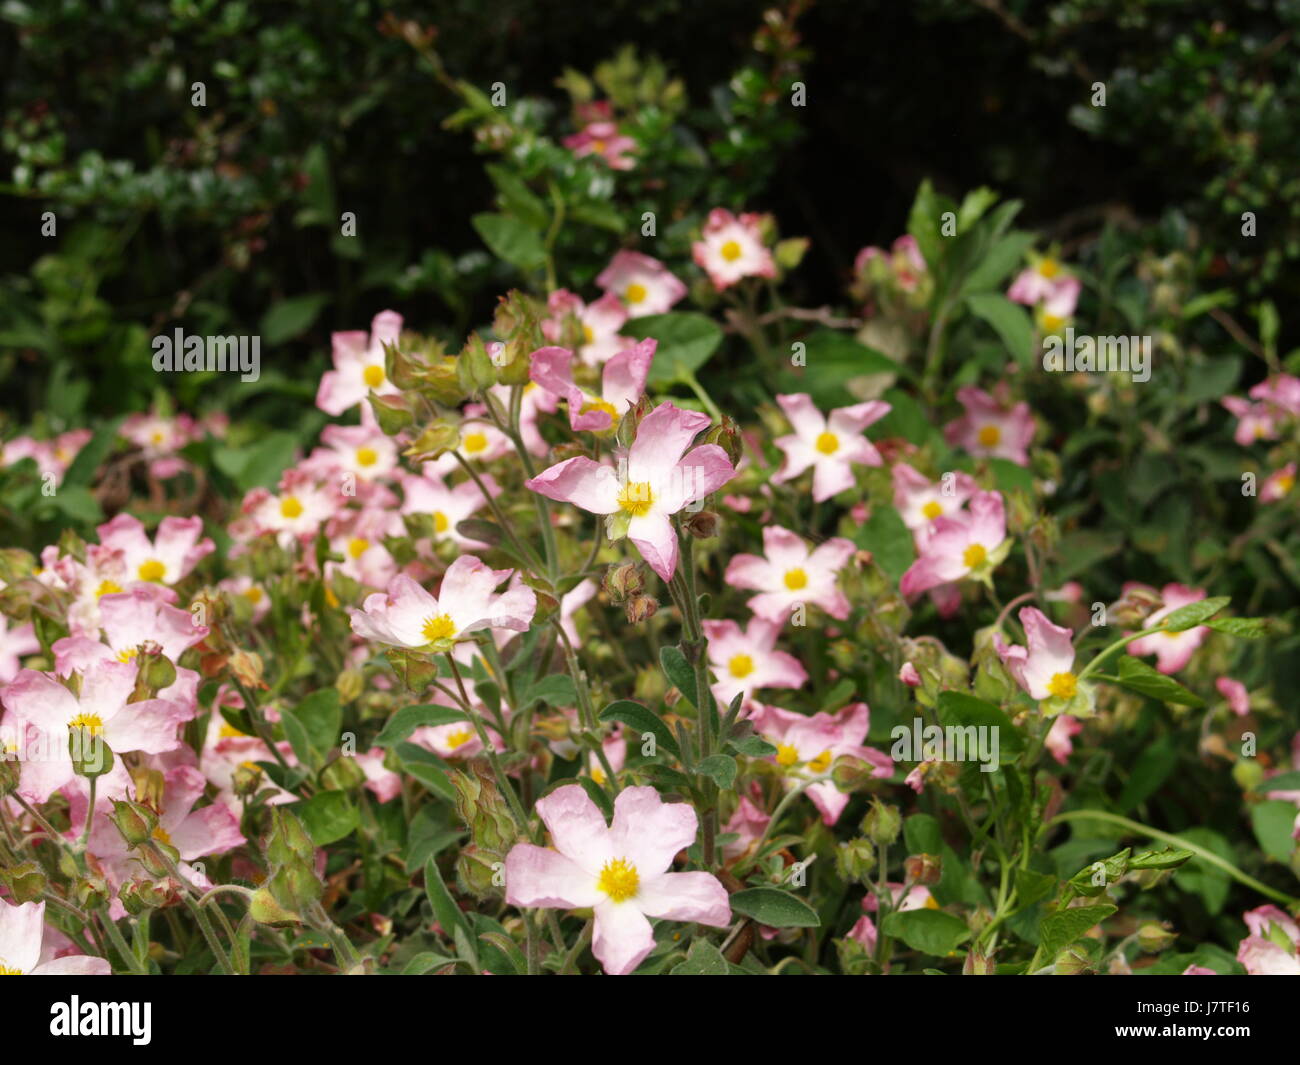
[356,446,378,468]
[1039,313,1065,334]
[582,324,595,345]
[462,431,489,454]
[421,614,457,642]
[580,397,619,423]
[1046,671,1077,699]
[962,543,987,569]
[618,481,654,518]
[243,586,263,605]
[976,424,1001,448]
[815,432,839,455]
[1038,258,1060,279]
[219,723,248,739]
[68,712,104,737]
[117,648,138,664]
[775,743,800,768]
[433,511,450,534]
[624,283,647,305]
[728,653,754,679]
[596,857,640,903]
[0,963,22,975]
[348,538,369,560]
[279,496,304,520]
[783,568,808,591]
[363,364,385,389]
[921,501,943,520]
[444,729,473,751]
[591,766,607,786]
[808,749,833,774]
[720,240,742,262]
[153,825,172,846]
[96,579,123,598]
[1276,473,1295,495]
[137,559,166,582]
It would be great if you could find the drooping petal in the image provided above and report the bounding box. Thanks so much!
[626,511,679,582]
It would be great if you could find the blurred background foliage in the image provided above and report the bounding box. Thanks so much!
[1,0,1295,426]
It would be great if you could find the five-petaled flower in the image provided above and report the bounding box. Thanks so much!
[771,393,890,502]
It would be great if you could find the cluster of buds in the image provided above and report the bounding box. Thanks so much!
[602,561,657,624]
[249,808,324,926]
[451,762,519,899]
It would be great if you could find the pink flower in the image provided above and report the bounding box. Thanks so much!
[247,478,337,544]
[0,899,110,975]
[218,576,270,622]
[992,607,1078,702]
[771,394,889,502]
[559,578,599,649]
[491,381,559,456]
[543,290,633,367]
[1126,583,1210,675]
[0,615,39,684]
[595,251,686,318]
[524,403,735,581]
[702,617,808,707]
[899,491,1007,598]
[1007,254,1078,313]
[891,462,978,531]
[1237,905,1300,975]
[691,209,775,291]
[1249,374,1300,417]
[349,561,536,650]
[355,748,402,802]
[1221,396,1279,446]
[530,340,654,433]
[563,121,637,170]
[1261,463,1296,503]
[725,525,856,622]
[943,387,1035,466]
[121,412,201,479]
[722,794,770,860]
[328,511,400,589]
[97,513,214,586]
[1181,964,1216,975]
[504,784,730,975]
[751,702,892,825]
[400,469,499,549]
[317,421,399,483]
[1045,715,1083,764]
[1,660,186,803]
[898,662,922,687]
[316,310,403,416]
[1216,677,1249,716]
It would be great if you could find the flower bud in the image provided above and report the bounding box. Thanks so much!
[456,844,503,900]
[321,755,367,792]
[137,839,180,878]
[232,763,264,799]
[861,798,901,846]
[456,333,497,394]
[403,420,461,463]
[834,838,877,885]
[962,949,995,975]
[1232,758,1265,792]
[0,860,47,903]
[625,595,659,624]
[1053,945,1095,975]
[1136,922,1177,953]
[1110,586,1164,627]
[898,662,922,687]
[249,886,301,926]
[703,416,743,467]
[137,646,177,692]
[367,392,415,435]
[228,648,267,690]
[75,875,111,912]
[69,726,113,779]
[904,852,942,885]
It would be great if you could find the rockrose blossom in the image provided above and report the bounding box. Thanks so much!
[1261,463,1296,503]
[771,394,890,502]
[530,340,654,434]
[400,468,499,549]
[899,491,1007,598]
[348,559,537,649]
[1007,254,1080,317]
[563,121,636,170]
[702,617,807,708]
[595,251,687,318]
[1,659,186,803]
[542,290,633,367]
[1216,676,1250,717]
[97,513,214,587]
[0,900,110,975]
[692,209,775,291]
[1236,905,1300,975]
[722,794,771,860]
[1221,395,1280,445]
[855,235,927,293]
[752,702,892,825]
[316,309,403,416]
[1045,715,1083,764]
[725,525,856,622]
[524,403,736,581]
[121,411,201,479]
[944,387,1035,466]
[0,614,39,684]
[992,606,1085,711]
[1125,582,1210,675]
[505,784,731,975]
[2,429,92,483]
[1250,374,1300,416]
[891,463,979,533]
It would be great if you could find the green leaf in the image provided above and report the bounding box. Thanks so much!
[375,704,468,747]
[904,813,942,855]
[934,691,1024,759]
[621,312,723,385]
[1128,846,1194,871]
[1014,869,1058,909]
[292,791,359,845]
[728,887,820,928]
[1038,903,1116,958]
[1206,616,1270,639]
[1114,656,1204,708]
[1262,771,1300,792]
[1161,596,1229,632]
[670,939,730,975]
[471,213,545,270]
[598,699,680,760]
[659,645,697,707]
[395,742,456,801]
[854,505,915,583]
[777,329,904,408]
[282,688,341,767]
[1176,828,1233,915]
[697,755,737,791]
[965,292,1035,367]
[424,856,472,943]
[575,777,613,819]
[49,485,102,524]
[728,734,777,758]
[1251,800,1298,862]
[485,164,548,231]
[881,908,971,956]
[1116,738,1177,812]
[522,673,576,709]
[61,417,123,488]
[260,292,329,346]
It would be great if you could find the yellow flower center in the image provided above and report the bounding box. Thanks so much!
[591,766,607,786]
[977,424,1001,448]
[582,324,595,345]
[356,446,379,467]
[243,586,263,605]
[808,749,833,774]
[922,501,943,520]
[597,857,640,903]
[462,431,489,454]
[580,397,620,423]
[348,537,369,560]
[97,579,123,597]
[444,728,473,750]
[1038,258,1060,279]
[363,364,385,389]
[618,481,655,517]
[117,647,138,664]
[150,430,165,445]
[0,963,22,975]
[280,496,304,520]
[137,559,166,582]
[68,712,104,737]
[815,432,839,455]
[1047,671,1077,699]
[720,240,742,262]
[775,743,800,767]
[1039,313,1065,334]
[962,543,987,569]
[592,140,607,154]
[433,511,450,534]
[219,723,248,739]
[728,653,754,679]
[421,614,457,642]
[624,283,647,305]
[783,568,808,591]
[1277,473,1295,495]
